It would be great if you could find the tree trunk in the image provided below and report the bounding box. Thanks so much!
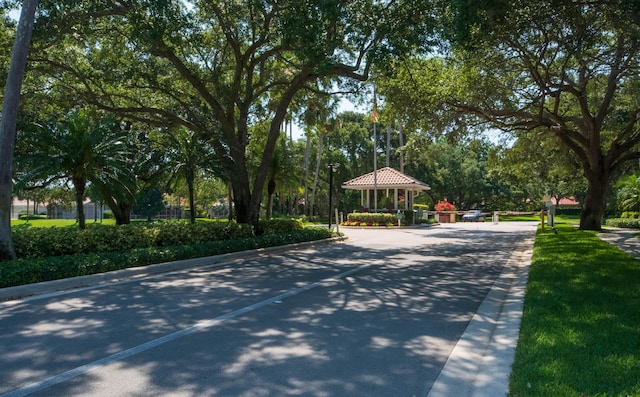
[267,178,276,219]
[303,131,311,217]
[188,181,196,224]
[73,177,87,229]
[103,195,132,225]
[310,134,324,221]
[0,0,37,261]
[113,203,132,225]
[227,182,233,222]
[231,176,252,225]
[579,173,608,231]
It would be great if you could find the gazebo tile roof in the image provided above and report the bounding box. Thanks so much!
[341,167,430,190]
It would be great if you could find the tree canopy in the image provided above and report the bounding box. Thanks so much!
[24,0,433,231]
[378,0,640,230]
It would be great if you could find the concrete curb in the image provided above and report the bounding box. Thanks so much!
[427,232,535,397]
[0,236,347,302]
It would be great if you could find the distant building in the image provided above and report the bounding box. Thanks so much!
[551,197,580,207]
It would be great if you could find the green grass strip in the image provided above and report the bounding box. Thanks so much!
[510,224,640,396]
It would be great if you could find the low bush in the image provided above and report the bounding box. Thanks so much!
[12,219,304,260]
[258,218,304,235]
[554,207,582,216]
[604,218,640,229]
[12,221,254,259]
[344,211,414,226]
[18,214,47,220]
[0,227,332,288]
[345,212,398,226]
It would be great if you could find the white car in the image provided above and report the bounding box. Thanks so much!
[462,210,485,222]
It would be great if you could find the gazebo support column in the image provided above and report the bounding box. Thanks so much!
[394,188,398,211]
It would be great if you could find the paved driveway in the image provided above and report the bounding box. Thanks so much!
[0,222,537,397]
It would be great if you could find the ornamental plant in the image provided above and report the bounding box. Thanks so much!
[434,200,456,212]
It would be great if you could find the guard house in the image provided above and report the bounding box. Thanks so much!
[341,167,430,212]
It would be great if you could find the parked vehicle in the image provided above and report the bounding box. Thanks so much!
[462,209,485,222]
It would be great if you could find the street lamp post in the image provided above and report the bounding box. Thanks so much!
[327,163,340,231]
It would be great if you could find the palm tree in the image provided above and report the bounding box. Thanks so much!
[616,173,640,213]
[16,109,133,229]
[310,116,342,220]
[300,94,338,219]
[160,128,202,224]
[266,147,281,219]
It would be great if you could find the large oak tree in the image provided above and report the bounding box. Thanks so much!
[451,0,640,230]
[381,0,640,230]
[27,0,431,231]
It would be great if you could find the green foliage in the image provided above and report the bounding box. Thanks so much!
[10,219,306,259]
[604,218,640,229]
[25,0,432,229]
[510,224,640,395]
[15,109,137,229]
[621,211,640,219]
[0,228,332,288]
[258,218,304,235]
[379,0,640,229]
[554,207,582,217]
[11,222,254,259]
[345,212,399,226]
[17,214,47,220]
[616,174,640,213]
[133,188,165,220]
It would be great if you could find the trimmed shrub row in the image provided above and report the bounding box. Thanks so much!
[258,218,304,234]
[604,218,640,229]
[0,228,332,288]
[12,222,254,259]
[621,211,640,219]
[344,212,409,226]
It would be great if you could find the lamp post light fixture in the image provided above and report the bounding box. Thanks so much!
[327,163,340,231]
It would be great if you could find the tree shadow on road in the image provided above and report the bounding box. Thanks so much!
[0,227,533,396]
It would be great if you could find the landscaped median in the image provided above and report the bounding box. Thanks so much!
[0,220,332,288]
[510,223,640,396]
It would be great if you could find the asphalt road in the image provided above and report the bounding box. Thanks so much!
[0,222,537,397]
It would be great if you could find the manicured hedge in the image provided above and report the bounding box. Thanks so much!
[555,207,582,216]
[258,218,304,234]
[0,228,332,288]
[12,222,254,259]
[343,212,410,226]
[604,218,640,229]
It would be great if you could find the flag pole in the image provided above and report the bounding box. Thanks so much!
[372,87,378,213]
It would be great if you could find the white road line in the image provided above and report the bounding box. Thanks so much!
[0,262,375,397]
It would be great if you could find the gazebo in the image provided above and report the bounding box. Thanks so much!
[341,167,430,212]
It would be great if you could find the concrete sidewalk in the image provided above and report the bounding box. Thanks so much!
[427,227,640,397]
[598,227,640,260]
[427,233,535,397]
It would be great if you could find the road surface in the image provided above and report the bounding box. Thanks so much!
[0,222,537,396]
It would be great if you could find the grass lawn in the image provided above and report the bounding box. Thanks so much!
[510,222,640,396]
[499,214,541,222]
